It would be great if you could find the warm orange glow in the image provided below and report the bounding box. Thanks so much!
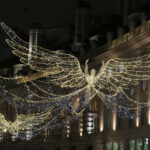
[136,108,140,127]
[136,117,140,127]
[3,129,7,133]
[66,125,70,138]
[92,99,98,112]
[79,128,83,137]
[79,115,83,137]
[72,97,80,114]
[99,102,104,132]
[100,123,104,132]
[112,111,117,131]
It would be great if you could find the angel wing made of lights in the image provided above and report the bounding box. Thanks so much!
[1,22,150,111]
[0,108,52,135]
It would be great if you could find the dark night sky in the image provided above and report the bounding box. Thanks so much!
[0,0,150,30]
[0,0,126,61]
[0,0,125,30]
[0,0,150,61]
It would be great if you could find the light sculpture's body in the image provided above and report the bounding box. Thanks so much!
[0,22,150,138]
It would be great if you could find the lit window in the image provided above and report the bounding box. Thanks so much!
[113,142,119,150]
[106,142,112,150]
[129,140,135,150]
[144,138,149,150]
[136,139,142,150]
[87,113,94,134]
[11,134,16,142]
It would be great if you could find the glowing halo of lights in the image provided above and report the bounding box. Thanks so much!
[0,22,150,140]
[1,22,150,111]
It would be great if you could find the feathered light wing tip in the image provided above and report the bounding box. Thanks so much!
[0,22,5,28]
[1,22,87,89]
[94,54,150,111]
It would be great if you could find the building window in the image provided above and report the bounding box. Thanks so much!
[144,138,149,150]
[113,142,119,150]
[142,80,147,92]
[107,111,111,130]
[141,109,146,126]
[129,110,135,128]
[85,111,98,135]
[70,146,77,150]
[106,142,112,150]
[87,113,94,135]
[120,141,124,150]
[87,145,93,150]
[136,139,142,150]
[129,140,135,150]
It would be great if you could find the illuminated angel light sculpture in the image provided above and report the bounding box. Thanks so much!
[1,22,150,119]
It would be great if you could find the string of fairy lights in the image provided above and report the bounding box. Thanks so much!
[0,22,150,140]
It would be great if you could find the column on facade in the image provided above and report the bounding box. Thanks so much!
[147,80,150,125]
[135,85,140,128]
[91,98,98,134]
[99,100,104,132]
[112,107,117,131]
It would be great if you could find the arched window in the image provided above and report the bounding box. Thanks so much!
[87,145,93,150]
[70,146,77,150]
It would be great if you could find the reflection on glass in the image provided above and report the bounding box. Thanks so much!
[136,139,142,150]
[113,142,118,150]
[106,142,112,150]
[144,138,148,150]
[129,140,135,150]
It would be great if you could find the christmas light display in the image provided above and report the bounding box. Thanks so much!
[0,22,150,139]
[1,22,150,109]
[0,108,52,135]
